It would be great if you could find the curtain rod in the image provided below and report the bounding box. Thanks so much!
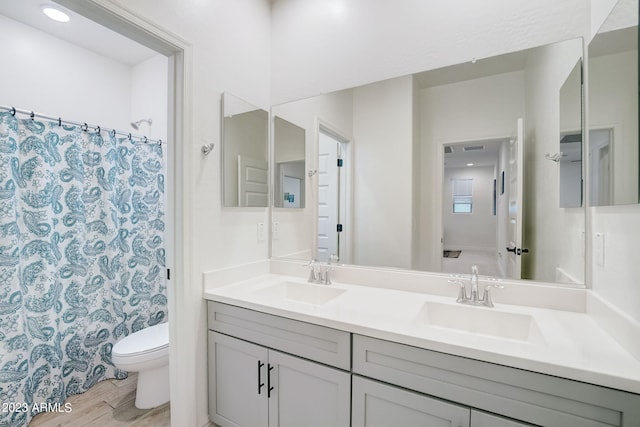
[0,105,165,146]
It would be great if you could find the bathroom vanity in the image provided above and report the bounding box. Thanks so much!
[204,263,640,427]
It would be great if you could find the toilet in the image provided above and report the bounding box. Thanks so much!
[112,322,169,409]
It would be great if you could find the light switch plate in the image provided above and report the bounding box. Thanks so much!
[272,221,280,240]
[257,222,265,242]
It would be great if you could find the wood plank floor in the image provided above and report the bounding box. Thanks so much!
[29,373,171,427]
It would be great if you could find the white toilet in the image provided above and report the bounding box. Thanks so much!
[112,322,169,409]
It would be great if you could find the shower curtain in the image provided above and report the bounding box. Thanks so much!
[0,111,167,427]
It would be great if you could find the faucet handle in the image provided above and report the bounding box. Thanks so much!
[482,283,504,307]
[306,259,318,282]
[448,279,467,303]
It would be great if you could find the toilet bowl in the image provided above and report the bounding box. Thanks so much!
[112,322,169,409]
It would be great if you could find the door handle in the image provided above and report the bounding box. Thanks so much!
[267,364,274,398]
[506,246,529,255]
[258,361,265,394]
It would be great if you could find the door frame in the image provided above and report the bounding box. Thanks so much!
[314,117,353,264]
[54,0,193,424]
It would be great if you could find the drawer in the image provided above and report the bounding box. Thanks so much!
[353,334,640,427]
[208,301,350,370]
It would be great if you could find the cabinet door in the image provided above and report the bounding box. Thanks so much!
[471,410,533,427]
[268,350,350,427]
[209,332,269,427]
[352,376,470,427]
[471,410,534,427]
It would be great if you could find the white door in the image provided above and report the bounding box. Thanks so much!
[506,118,524,279]
[317,131,340,262]
[238,155,268,207]
[208,332,268,427]
[268,350,350,427]
[352,376,470,427]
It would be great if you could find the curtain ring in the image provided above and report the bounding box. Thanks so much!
[157,139,162,146]
[143,136,148,144]
[10,107,16,116]
[95,126,101,134]
[110,129,116,138]
[30,112,35,120]
[58,118,62,127]
[128,133,132,141]
[81,123,88,132]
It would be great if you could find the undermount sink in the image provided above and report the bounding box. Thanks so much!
[254,281,346,305]
[415,301,541,342]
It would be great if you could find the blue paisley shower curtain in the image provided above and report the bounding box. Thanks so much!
[0,111,167,427]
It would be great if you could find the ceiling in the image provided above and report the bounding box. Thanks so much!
[0,0,157,66]
[444,139,505,169]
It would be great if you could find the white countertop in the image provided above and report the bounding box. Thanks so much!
[203,273,640,394]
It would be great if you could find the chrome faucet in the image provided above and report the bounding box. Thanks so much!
[307,258,334,285]
[448,265,503,307]
[470,265,480,303]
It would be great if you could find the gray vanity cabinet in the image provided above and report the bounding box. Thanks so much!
[352,376,534,427]
[209,332,268,427]
[352,375,470,427]
[207,302,351,427]
[352,334,640,427]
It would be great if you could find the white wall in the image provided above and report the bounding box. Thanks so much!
[589,0,640,322]
[523,38,585,284]
[0,14,131,129]
[352,76,414,269]
[443,166,497,251]
[270,0,589,104]
[131,55,169,142]
[105,1,272,425]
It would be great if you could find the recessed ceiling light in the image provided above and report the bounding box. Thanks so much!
[466,163,474,166]
[42,6,70,23]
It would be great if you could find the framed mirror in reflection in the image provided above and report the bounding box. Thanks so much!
[271,37,585,286]
[588,0,639,206]
[221,92,269,207]
[274,116,306,209]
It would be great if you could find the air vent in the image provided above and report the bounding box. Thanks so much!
[444,146,453,154]
[560,134,581,144]
[463,145,485,152]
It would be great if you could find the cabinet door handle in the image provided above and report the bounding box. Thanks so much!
[267,364,274,398]
[258,361,265,394]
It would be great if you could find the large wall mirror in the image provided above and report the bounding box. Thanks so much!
[271,37,585,286]
[588,0,639,206]
[221,92,269,207]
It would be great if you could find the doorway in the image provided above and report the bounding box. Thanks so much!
[0,0,189,424]
[441,138,507,277]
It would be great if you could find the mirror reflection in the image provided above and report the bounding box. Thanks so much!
[274,116,306,208]
[559,61,583,209]
[588,3,639,206]
[222,92,269,207]
[271,38,585,286]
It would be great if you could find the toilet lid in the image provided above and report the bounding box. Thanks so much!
[112,322,169,357]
